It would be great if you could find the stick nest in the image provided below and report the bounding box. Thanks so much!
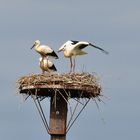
[17,72,101,98]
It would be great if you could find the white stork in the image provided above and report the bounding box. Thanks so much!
[58,40,109,72]
[39,57,57,74]
[31,40,58,60]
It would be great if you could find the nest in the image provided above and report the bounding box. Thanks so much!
[17,72,101,98]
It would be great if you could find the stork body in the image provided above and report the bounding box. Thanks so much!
[58,40,108,72]
[31,40,58,59]
[39,57,57,73]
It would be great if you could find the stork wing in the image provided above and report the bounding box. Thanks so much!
[48,50,58,59]
[71,41,89,50]
[89,43,109,54]
[50,64,57,71]
[42,45,59,59]
[71,40,79,45]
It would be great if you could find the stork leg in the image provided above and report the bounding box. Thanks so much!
[70,57,73,73]
[73,56,76,72]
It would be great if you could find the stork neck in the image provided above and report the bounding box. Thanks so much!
[35,43,40,49]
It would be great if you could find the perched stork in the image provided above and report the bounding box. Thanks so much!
[39,57,57,73]
[58,40,108,72]
[31,40,58,59]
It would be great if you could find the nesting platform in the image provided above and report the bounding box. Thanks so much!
[17,72,101,98]
[17,72,102,140]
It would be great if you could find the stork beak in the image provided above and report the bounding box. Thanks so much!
[58,50,62,52]
[31,44,35,49]
[58,48,63,52]
[58,45,65,52]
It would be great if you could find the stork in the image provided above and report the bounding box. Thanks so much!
[31,40,58,60]
[58,40,109,72]
[39,57,57,74]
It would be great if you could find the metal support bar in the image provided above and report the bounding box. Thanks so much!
[31,94,50,134]
[36,97,50,132]
[66,98,90,133]
[66,100,79,129]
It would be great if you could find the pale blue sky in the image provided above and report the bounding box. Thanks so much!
[0,0,140,140]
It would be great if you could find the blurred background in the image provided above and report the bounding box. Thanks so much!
[0,0,140,140]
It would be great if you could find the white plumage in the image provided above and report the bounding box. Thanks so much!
[39,57,57,73]
[58,40,108,72]
[31,40,58,59]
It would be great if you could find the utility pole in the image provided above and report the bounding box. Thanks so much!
[49,94,67,140]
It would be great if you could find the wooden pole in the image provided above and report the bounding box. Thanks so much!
[49,93,67,140]
[50,135,66,140]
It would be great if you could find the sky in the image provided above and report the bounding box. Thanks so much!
[0,0,140,140]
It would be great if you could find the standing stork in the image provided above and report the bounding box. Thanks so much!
[39,57,57,74]
[58,40,109,72]
[31,40,58,60]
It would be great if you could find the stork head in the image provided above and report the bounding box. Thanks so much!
[58,40,73,52]
[31,40,40,49]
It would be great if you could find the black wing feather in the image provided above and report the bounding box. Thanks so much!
[47,51,59,59]
[71,40,89,49]
[50,64,57,71]
[89,43,109,54]
[78,44,89,49]
[71,40,79,45]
